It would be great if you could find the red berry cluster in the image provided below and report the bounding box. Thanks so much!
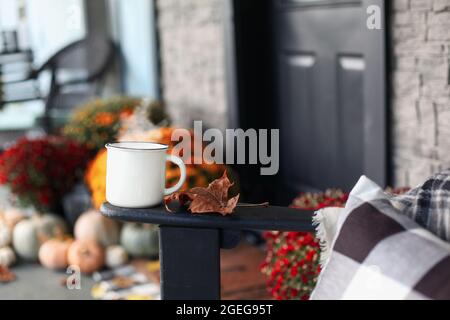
[0,137,90,212]
[261,190,348,300]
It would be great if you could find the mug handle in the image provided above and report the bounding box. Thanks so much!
[164,154,187,196]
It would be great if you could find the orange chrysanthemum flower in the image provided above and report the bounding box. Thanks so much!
[94,112,115,126]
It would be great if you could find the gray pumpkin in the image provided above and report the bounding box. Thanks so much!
[120,223,159,258]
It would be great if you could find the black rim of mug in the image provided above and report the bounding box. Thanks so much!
[105,141,169,151]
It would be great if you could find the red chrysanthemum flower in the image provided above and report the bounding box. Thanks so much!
[0,137,90,213]
[260,189,349,300]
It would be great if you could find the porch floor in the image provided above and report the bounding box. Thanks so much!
[0,241,271,300]
[221,241,271,300]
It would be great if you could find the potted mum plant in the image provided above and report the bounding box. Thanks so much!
[261,190,348,300]
[62,97,142,152]
[62,97,168,153]
[0,136,90,215]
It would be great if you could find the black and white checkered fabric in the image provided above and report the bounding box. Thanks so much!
[390,169,450,241]
[311,176,450,300]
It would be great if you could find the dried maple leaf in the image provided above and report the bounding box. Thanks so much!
[164,171,240,216]
[0,265,16,283]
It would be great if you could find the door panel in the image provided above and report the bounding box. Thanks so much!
[336,55,365,188]
[280,52,317,190]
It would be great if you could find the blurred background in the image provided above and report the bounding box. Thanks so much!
[0,0,156,138]
[0,0,448,300]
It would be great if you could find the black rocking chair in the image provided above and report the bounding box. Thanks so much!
[6,35,116,132]
[35,34,117,132]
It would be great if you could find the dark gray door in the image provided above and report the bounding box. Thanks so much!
[275,0,387,193]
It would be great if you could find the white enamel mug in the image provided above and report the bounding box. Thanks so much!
[105,142,187,208]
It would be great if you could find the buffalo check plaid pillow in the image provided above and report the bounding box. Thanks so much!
[311,176,450,300]
[390,169,450,241]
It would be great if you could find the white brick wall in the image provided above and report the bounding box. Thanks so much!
[391,0,450,187]
[155,0,227,130]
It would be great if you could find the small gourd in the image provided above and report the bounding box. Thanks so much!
[67,240,105,274]
[105,245,128,269]
[120,223,159,258]
[39,238,73,270]
[74,210,120,247]
[12,214,67,261]
[0,247,16,267]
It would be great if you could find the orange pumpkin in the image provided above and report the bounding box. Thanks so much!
[74,210,120,247]
[85,127,227,209]
[39,238,73,270]
[67,240,105,274]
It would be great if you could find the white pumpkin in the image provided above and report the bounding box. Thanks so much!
[0,223,11,247]
[74,210,120,247]
[12,214,67,261]
[105,245,128,269]
[120,223,159,258]
[0,247,16,267]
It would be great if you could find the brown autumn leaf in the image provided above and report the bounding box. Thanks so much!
[0,265,16,283]
[164,171,240,216]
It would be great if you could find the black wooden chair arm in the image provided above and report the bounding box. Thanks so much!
[101,202,314,232]
[100,202,315,300]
